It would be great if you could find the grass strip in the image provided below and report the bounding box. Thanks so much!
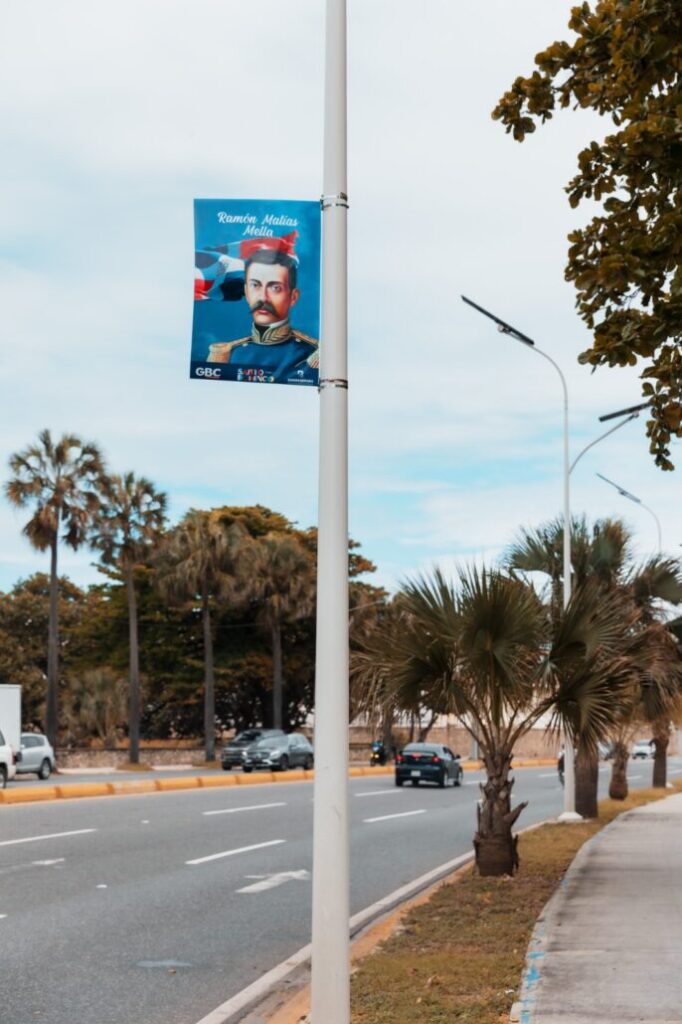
[351,782,682,1024]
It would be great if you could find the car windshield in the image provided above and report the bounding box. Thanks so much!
[403,744,440,754]
[232,730,262,744]
[253,737,283,750]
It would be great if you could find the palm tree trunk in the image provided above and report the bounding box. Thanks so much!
[203,589,215,761]
[474,750,527,876]
[652,715,670,788]
[271,622,283,730]
[418,709,438,742]
[126,570,140,765]
[46,534,60,749]
[575,741,599,818]
[608,741,629,800]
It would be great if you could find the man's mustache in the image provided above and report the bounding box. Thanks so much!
[251,301,277,315]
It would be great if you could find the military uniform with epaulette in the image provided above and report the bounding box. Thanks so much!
[207,320,318,384]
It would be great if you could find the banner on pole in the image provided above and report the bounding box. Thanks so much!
[191,198,321,386]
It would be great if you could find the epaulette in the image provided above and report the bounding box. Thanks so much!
[292,330,319,348]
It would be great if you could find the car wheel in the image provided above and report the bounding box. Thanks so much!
[243,766,253,774]
[304,756,314,770]
[395,776,403,787]
[37,759,51,780]
[411,778,419,787]
[279,755,289,772]
[0,765,6,789]
[438,771,446,788]
[222,763,231,771]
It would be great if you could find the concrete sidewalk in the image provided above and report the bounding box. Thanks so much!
[517,792,682,1024]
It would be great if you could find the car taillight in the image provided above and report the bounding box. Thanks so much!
[396,754,403,764]
[431,756,440,764]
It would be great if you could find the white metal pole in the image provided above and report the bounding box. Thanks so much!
[535,350,580,821]
[311,1,350,1022]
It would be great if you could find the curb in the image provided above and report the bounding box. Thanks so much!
[0,759,556,806]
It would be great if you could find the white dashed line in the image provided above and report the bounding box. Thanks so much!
[186,839,286,866]
[0,829,97,848]
[363,809,427,824]
[202,802,286,816]
[354,790,401,798]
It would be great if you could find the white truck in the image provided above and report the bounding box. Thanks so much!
[0,684,22,786]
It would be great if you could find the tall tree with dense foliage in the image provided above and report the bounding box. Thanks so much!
[5,431,104,746]
[91,473,167,764]
[156,510,249,760]
[493,1,682,469]
[250,532,316,729]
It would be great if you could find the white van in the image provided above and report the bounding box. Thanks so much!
[0,726,18,787]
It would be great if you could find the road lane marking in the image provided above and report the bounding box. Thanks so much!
[354,790,401,798]
[186,839,285,866]
[0,914,6,920]
[202,802,286,816]
[669,769,682,775]
[539,773,558,778]
[363,809,426,824]
[628,774,642,779]
[0,829,97,848]
[31,858,65,867]
[237,869,310,893]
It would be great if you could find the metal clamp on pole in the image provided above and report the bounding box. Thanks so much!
[320,192,349,210]
[318,377,348,390]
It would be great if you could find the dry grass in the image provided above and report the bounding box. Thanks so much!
[115,761,153,772]
[351,781,682,1024]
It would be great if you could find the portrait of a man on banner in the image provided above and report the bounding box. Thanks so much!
[190,199,321,387]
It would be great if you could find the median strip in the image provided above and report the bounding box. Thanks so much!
[186,838,286,866]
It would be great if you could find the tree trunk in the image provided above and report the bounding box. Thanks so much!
[408,712,415,742]
[418,710,438,743]
[652,715,670,789]
[474,750,527,876]
[575,741,599,818]
[45,534,60,749]
[608,741,629,801]
[203,589,215,761]
[271,622,283,730]
[126,570,140,765]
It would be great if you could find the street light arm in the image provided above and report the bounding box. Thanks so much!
[570,414,638,476]
[641,503,663,554]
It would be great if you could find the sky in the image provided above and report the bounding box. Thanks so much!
[0,0,677,596]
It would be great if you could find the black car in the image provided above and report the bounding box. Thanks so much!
[242,733,314,773]
[395,743,462,788]
[221,729,285,770]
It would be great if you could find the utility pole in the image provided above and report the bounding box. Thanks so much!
[310,1,350,1022]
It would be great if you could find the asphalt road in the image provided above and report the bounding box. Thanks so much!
[1,758,678,1024]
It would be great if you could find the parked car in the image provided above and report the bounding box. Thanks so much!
[0,727,19,788]
[395,743,463,788]
[221,728,285,770]
[242,733,314,773]
[632,739,655,760]
[16,733,55,779]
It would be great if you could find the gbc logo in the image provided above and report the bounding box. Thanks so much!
[196,367,221,379]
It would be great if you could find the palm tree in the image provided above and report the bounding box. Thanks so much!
[250,532,316,729]
[5,430,104,747]
[156,511,248,761]
[507,517,682,811]
[91,473,167,764]
[354,568,634,875]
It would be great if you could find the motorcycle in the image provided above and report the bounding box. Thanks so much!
[370,741,387,766]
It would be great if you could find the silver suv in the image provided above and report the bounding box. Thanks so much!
[17,733,55,779]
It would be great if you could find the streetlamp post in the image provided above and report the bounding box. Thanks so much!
[596,472,663,553]
[310,2,350,1024]
[461,295,581,820]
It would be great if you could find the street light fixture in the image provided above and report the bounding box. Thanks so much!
[570,403,650,476]
[595,472,663,553]
[461,295,580,821]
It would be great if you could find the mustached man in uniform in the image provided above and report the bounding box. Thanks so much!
[206,235,318,384]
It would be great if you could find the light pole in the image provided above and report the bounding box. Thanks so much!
[596,472,663,553]
[461,295,581,820]
[570,402,650,475]
[310,2,350,1024]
